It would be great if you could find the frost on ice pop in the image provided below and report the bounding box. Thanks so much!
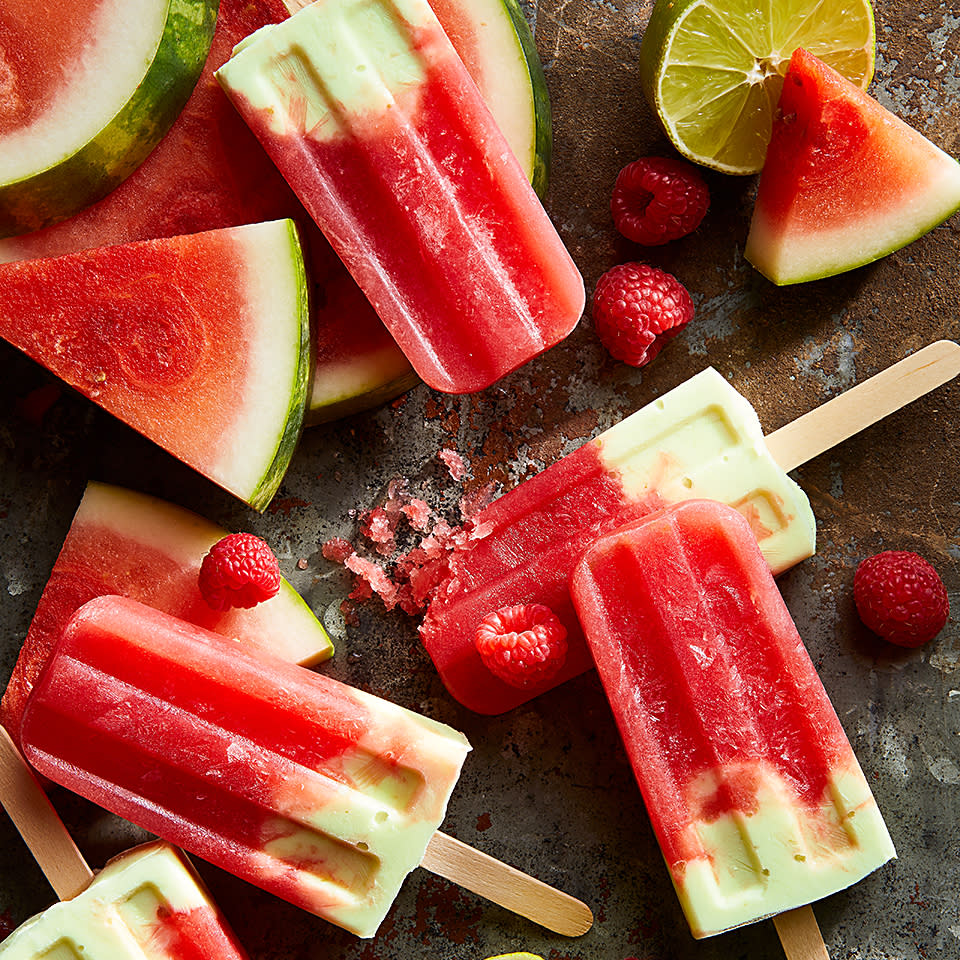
[420,368,817,714]
[20,596,471,938]
[0,841,249,960]
[215,0,584,394]
[570,500,895,937]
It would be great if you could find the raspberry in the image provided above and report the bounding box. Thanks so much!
[198,533,282,611]
[611,156,710,245]
[592,262,693,367]
[853,551,949,648]
[474,604,568,689]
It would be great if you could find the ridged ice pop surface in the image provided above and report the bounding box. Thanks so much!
[21,596,470,938]
[571,500,895,936]
[216,0,584,394]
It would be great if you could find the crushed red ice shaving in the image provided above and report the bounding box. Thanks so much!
[459,481,496,521]
[345,553,398,606]
[401,498,432,531]
[321,460,497,619]
[439,448,466,481]
[359,506,400,555]
[321,537,354,563]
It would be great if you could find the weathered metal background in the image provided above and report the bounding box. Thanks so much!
[1,0,958,958]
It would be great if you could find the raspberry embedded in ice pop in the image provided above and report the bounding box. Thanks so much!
[570,500,896,937]
[421,367,817,714]
[20,595,471,938]
[215,0,585,394]
[0,841,250,960]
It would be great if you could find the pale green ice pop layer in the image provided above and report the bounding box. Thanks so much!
[219,0,435,141]
[595,367,817,574]
[678,761,896,936]
[0,841,242,959]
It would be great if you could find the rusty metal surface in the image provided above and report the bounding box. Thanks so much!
[1,0,959,958]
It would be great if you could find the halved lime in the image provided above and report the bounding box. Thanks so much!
[638,0,876,174]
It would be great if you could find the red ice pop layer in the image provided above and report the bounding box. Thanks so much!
[574,502,849,852]
[422,441,660,712]
[21,596,469,936]
[218,0,584,394]
[142,901,246,960]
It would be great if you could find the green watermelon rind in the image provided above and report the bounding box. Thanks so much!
[494,0,553,197]
[307,367,421,426]
[246,219,313,511]
[0,0,219,238]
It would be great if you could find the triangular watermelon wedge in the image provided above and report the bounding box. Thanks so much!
[0,219,310,510]
[0,481,334,749]
[745,48,960,285]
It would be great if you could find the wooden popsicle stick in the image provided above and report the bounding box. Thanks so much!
[774,905,831,960]
[765,340,960,472]
[0,727,93,901]
[421,830,593,936]
[282,0,310,13]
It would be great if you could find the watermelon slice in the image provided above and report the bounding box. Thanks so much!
[0,219,310,510]
[0,481,334,749]
[0,0,551,423]
[745,48,960,285]
[0,0,217,237]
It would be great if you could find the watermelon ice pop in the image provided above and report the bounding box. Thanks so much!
[0,840,250,960]
[421,367,817,714]
[20,595,470,939]
[215,0,585,394]
[570,500,896,938]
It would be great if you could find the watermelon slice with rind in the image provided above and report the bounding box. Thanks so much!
[745,48,960,285]
[0,219,310,510]
[0,480,333,748]
[0,0,217,237]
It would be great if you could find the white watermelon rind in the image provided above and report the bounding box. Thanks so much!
[468,0,552,197]
[0,0,218,238]
[227,219,313,511]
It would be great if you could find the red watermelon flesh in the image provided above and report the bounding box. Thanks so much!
[3,232,246,465]
[745,48,960,284]
[0,220,309,509]
[0,1,106,137]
